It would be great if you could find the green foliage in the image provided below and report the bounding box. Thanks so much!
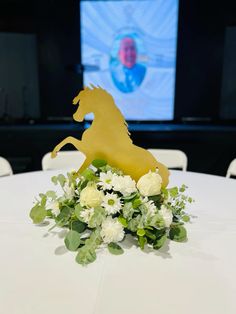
[128,215,141,232]
[145,229,156,241]
[51,174,66,187]
[132,198,142,209]
[81,168,96,181]
[182,215,190,223]
[169,225,187,242]
[122,193,137,202]
[168,187,178,198]
[122,202,135,220]
[74,204,84,220]
[88,207,106,228]
[30,204,47,224]
[138,236,147,250]
[64,230,81,251]
[137,229,145,237]
[76,230,101,265]
[179,184,187,193]
[71,220,86,233]
[118,216,128,227]
[45,191,57,199]
[55,206,71,226]
[92,159,107,168]
[108,242,124,255]
[30,165,193,266]
[153,234,167,250]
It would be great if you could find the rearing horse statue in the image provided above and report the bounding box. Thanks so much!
[51,86,169,187]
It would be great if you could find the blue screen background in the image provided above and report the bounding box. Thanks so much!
[81,0,178,121]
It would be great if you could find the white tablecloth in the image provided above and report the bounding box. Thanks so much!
[0,170,236,314]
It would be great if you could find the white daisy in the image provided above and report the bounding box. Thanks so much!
[100,217,124,243]
[102,193,122,215]
[98,171,115,190]
[143,197,157,217]
[112,175,137,196]
[80,207,95,224]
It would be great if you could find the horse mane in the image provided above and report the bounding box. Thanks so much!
[74,85,131,138]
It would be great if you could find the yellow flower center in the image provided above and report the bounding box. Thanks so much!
[108,199,115,206]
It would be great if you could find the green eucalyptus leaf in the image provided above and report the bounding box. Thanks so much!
[145,229,156,241]
[46,190,57,199]
[92,159,107,168]
[55,206,71,225]
[108,242,124,255]
[81,168,96,181]
[75,230,101,265]
[75,204,84,219]
[40,195,47,207]
[169,225,187,242]
[58,174,66,187]
[71,220,86,233]
[30,204,47,224]
[179,184,187,193]
[153,234,167,250]
[76,247,96,265]
[168,187,178,198]
[182,215,190,222]
[64,230,81,251]
[51,176,58,185]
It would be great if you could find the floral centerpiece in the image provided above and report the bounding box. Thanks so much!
[30,159,193,265]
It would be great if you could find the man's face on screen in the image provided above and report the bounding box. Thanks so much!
[119,37,137,68]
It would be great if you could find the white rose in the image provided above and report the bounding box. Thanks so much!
[100,217,125,243]
[80,186,104,208]
[159,205,173,228]
[137,171,162,196]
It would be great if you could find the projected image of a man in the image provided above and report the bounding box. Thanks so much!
[111,36,146,93]
[119,37,137,68]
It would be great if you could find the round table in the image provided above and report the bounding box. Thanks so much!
[0,170,236,314]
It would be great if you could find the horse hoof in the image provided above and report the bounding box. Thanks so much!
[51,151,57,158]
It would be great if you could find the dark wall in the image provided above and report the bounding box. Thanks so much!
[175,0,236,121]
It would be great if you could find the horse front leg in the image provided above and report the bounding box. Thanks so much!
[51,136,94,174]
[51,136,83,158]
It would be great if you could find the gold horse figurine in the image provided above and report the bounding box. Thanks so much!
[51,86,169,187]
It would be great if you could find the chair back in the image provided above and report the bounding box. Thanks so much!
[0,157,13,177]
[148,149,188,171]
[226,159,236,178]
[42,151,86,171]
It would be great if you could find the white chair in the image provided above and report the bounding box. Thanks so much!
[148,149,188,171]
[226,159,236,178]
[42,151,86,171]
[0,156,13,177]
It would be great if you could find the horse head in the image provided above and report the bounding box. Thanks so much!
[72,86,115,122]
